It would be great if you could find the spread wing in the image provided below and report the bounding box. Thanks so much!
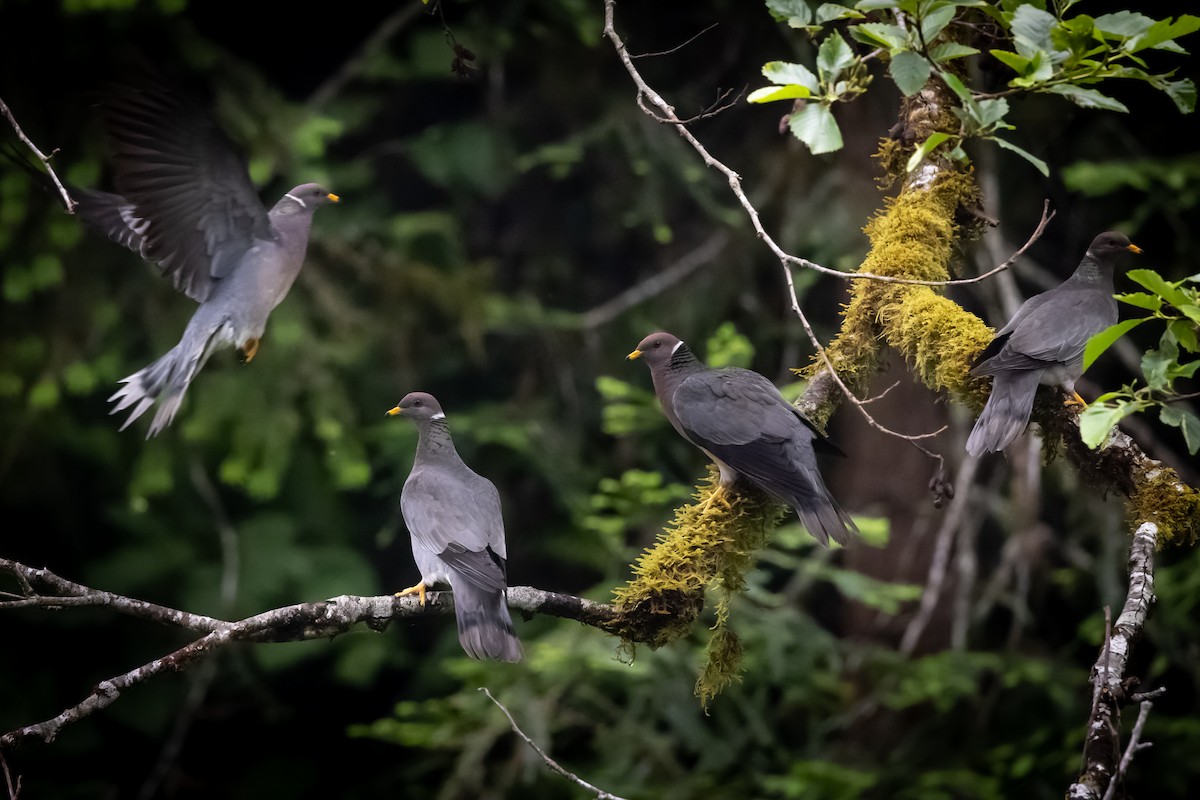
[100,79,273,302]
[401,467,508,592]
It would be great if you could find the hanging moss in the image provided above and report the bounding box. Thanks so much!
[610,466,782,653]
[1129,470,1200,546]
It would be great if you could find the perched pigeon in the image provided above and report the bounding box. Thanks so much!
[628,332,857,547]
[966,231,1141,456]
[70,79,339,437]
[387,392,522,662]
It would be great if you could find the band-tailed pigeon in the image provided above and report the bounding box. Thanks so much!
[69,79,339,437]
[628,332,857,547]
[387,392,522,662]
[966,231,1141,456]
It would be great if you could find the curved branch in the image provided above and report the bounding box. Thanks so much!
[0,557,621,748]
[0,96,76,213]
[1067,522,1159,800]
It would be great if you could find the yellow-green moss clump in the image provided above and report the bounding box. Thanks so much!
[1129,468,1200,547]
[611,467,782,656]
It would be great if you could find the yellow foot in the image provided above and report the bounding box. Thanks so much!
[1064,390,1087,409]
[697,485,733,516]
[395,581,428,607]
[239,337,260,364]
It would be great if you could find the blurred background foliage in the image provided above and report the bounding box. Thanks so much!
[1,0,1198,797]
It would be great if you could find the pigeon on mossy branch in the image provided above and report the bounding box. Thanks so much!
[966,231,1141,457]
[628,331,858,547]
[388,392,522,663]
[73,77,339,437]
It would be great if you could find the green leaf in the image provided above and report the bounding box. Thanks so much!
[1126,15,1200,53]
[1142,335,1179,392]
[1079,401,1140,449]
[850,22,909,50]
[1127,269,1191,308]
[890,50,932,96]
[817,32,857,81]
[1116,292,1163,312]
[748,84,813,104]
[1011,5,1058,58]
[1170,319,1200,352]
[905,131,951,172]
[989,136,1049,176]
[1160,406,1200,455]
[856,0,910,10]
[940,71,974,105]
[928,42,980,62]
[1094,11,1156,41]
[767,0,814,26]
[763,60,820,92]
[989,49,1031,74]
[788,103,844,154]
[1160,78,1197,114]
[1043,85,1129,113]
[920,3,957,42]
[1083,318,1149,371]
[816,3,864,23]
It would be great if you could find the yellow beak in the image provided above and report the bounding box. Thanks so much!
[386,405,402,417]
[1127,243,1142,254]
[627,349,643,361]
[328,193,341,203]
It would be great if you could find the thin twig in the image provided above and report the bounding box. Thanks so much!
[630,22,719,58]
[0,751,19,800]
[0,95,76,212]
[1101,699,1156,800]
[479,688,630,800]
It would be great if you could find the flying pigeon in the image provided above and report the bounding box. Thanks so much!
[628,332,857,547]
[388,392,522,662]
[72,78,339,436]
[966,231,1141,456]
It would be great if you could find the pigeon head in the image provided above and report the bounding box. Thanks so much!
[281,183,340,213]
[627,331,685,368]
[1088,231,1141,261]
[386,391,446,422]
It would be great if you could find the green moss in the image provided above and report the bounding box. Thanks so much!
[1129,468,1200,546]
[610,466,782,653]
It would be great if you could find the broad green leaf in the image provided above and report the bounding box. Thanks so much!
[939,71,974,104]
[920,4,957,42]
[1115,292,1162,312]
[1082,318,1149,371]
[1043,84,1129,112]
[816,3,865,23]
[1160,406,1200,454]
[1142,335,1178,391]
[1170,318,1200,352]
[1126,15,1200,53]
[748,84,813,104]
[1011,5,1058,58]
[928,42,980,62]
[763,60,820,92]
[1127,269,1191,308]
[1181,304,1200,325]
[1080,401,1140,449]
[906,131,951,172]
[767,0,814,26]
[989,49,1031,74]
[975,96,1011,128]
[818,32,857,80]
[890,50,932,96]
[856,0,912,10]
[1094,11,1156,41]
[788,103,844,154]
[1160,78,1197,114]
[850,22,909,50]
[990,136,1048,176]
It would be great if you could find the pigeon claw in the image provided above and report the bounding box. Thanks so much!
[396,581,428,607]
[697,485,733,516]
[1064,390,1087,409]
[239,338,260,364]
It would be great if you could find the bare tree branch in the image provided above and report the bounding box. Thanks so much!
[0,96,76,212]
[480,688,630,800]
[1067,521,1159,800]
[0,558,622,747]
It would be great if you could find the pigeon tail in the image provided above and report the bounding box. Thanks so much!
[791,477,859,548]
[108,330,211,438]
[966,370,1042,456]
[451,578,522,663]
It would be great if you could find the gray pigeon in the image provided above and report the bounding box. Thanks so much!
[387,392,522,662]
[628,332,857,547]
[966,231,1141,456]
[74,79,338,437]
